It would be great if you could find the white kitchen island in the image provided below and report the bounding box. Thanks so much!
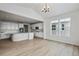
[12,32,34,42]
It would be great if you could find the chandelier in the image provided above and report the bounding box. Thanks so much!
[41,3,49,13]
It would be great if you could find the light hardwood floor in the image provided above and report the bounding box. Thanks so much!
[0,38,79,56]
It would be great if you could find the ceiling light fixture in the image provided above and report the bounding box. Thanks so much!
[41,3,49,13]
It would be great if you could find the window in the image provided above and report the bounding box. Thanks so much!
[51,20,59,36]
[52,24,56,30]
[59,18,71,38]
[51,18,71,38]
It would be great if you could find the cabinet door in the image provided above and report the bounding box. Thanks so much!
[19,24,24,28]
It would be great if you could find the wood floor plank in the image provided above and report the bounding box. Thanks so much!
[0,38,79,56]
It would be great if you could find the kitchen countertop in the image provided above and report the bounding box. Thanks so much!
[0,32,33,35]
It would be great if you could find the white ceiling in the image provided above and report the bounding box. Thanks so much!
[0,3,79,23]
[0,11,41,23]
[15,3,79,18]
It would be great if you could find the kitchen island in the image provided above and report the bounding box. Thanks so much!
[12,32,34,42]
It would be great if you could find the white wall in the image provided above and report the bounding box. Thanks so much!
[44,10,79,46]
